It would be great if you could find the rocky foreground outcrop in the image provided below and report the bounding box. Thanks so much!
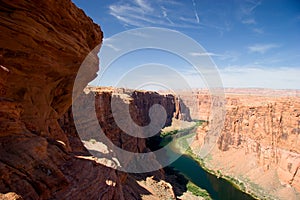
[0,0,123,199]
[0,1,192,199]
[184,89,300,200]
[0,1,189,199]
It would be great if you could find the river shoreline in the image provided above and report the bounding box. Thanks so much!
[160,121,260,200]
[172,140,260,200]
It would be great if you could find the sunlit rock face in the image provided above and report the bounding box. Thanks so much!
[2,0,298,199]
[188,89,300,199]
[0,0,102,143]
[0,1,127,199]
[0,0,191,197]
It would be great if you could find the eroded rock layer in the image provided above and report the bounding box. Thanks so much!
[0,1,126,199]
[59,86,183,199]
[186,89,300,200]
[60,86,191,168]
[0,1,190,198]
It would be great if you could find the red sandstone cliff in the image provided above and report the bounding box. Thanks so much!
[186,89,300,200]
[59,87,178,169]
[0,1,190,198]
[3,1,297,199]
[0,1,126,199]
[59,87,183,199]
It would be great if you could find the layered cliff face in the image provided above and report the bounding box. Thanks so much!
[0,1,191,198]
[0,1,127,199]
[0,0,102,145]
[188,90,300,199]
[59,86,188,199]
[177,91,211,121]
[3,1,298,199]
[59,87,178,163]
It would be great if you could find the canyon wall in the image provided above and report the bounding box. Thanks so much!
[0,1,190,198]
[59,87,178,167]
[186,90,300,199]
[2,0,298,199]
[0,1,125,199]
[58,86,191,199]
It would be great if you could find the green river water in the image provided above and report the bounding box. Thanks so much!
[160,133,256,200]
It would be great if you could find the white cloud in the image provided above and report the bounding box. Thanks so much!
[134,0,153,12]
[248,43,279,54]
[240,0,261,16]
[189,52,219,57]
[104,43,121,52]
[189,51,239,62]
[109,2,155,27]
[179,16,198,23]
[108,0,201,28]
[108,0,237,34]
[161,6,174,25]
[191,0,200,23]
[238,0,261,26]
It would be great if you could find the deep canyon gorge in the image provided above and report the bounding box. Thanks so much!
[181,89,300,200]
[1,0,300,200]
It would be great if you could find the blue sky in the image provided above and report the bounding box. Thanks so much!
[73,0,300,90]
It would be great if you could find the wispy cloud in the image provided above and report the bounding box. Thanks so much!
[134,0,153,12]
[108,0,236,35]
[109,1,158,27]
[191,0,200,23]
[248,43,279,54]
[238,0,261,28]
[109,0,201,28]
[179,16,198,24]
[161,6,174,25]
[240,0,261,16]
[189,51,239,62]
[189,52,219,57]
